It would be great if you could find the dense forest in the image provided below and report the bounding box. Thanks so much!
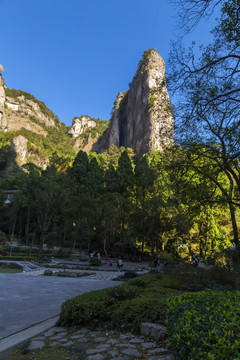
[0,143,237,264]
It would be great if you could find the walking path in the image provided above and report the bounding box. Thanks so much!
[2,324,173,360]
[0,273,121,341]
[0,261,170,359]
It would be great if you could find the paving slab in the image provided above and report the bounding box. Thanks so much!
[0,273,121,340]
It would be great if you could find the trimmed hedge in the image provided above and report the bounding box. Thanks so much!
[58,274,181,330]
[167,290,240,360]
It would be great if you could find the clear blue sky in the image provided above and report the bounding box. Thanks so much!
[0,0,215,126]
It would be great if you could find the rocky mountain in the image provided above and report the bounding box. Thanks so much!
[0,73,109,174]
[0,50,174,174]
[96,49,174,157]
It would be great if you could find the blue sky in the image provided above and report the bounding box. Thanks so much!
[0,0,216,126]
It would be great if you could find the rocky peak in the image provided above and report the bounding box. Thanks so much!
[68,115,97,138]
[0,74,7,131]
[97,49,174,157]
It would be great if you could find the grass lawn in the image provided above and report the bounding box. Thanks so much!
[0,267,22,273]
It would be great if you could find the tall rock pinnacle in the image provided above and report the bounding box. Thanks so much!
[0,74,7,131]
[97,49,174,157]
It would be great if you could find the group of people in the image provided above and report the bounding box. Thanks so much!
[109,257,123,271]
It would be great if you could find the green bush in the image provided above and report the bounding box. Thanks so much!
[59,289,110,326]
[167,291,240,360]
[112,296,168,329]
[128,277,149,288]
[107,285,136,301]
[90,257,101,266]
[58,274,181,330]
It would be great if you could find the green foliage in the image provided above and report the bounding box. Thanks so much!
[107,285,136,301]
[0,230,8,244]
[90,257,101,266]
[58,274,181,330]
[5,88,59,123]
[78,117,109,141]
[167,291,240,360]
[59,288,111,326]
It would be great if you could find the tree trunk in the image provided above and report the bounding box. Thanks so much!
[228,177,239,246]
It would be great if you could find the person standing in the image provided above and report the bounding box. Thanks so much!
[118,258,123,271]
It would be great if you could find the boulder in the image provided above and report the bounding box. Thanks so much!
[140,322,167,341]
[44,269,53,276]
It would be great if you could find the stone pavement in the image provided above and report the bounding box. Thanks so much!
[6,325,173,360]
[19,267,148,280]
[0,273,122,340]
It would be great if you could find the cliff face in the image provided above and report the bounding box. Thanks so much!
[0,74,7,131]
[97,49,174,157]
[1,88,57,135]
[68,116,96,138]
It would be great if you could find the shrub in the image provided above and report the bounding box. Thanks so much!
[107,285,136,301]
[90,257,101,266]
[167,291,240,360]
[59,289,110,326]
[128,277,149,288]
[112,296,169,330]
[58,273,182,330]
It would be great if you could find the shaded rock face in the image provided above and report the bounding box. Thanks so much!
[12,135,48,169]
[68,116,96,138]
[97,50,174,157]
[73,134,96,153]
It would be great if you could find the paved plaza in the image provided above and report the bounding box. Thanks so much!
[0,272,122,340]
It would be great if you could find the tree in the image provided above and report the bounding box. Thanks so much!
[169,0,240,248]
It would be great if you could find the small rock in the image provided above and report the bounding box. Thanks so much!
[129,338,142,343]
[50,326,66,332]
[28,340,45,350]
[86,349,101,355]
[74,329,87,335]
[95,344,110,350]
[70,334,83,339]
[86,355,105,360]
[62,341,74,347]
[94,337,107,342]
[142,342,156,348]
[73,343,90,350]
[107,339,118,344]
[117,343,136,348]
[149,348,169,354]
[33,336,46,341]
[75,337,89,343]
[50,341,61,347]
[44,329,55,337]
[108,350,119,356]
[90,331,99,336]
[122,348,141,357]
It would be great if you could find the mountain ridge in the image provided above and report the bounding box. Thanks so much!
[0,49,174,174]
